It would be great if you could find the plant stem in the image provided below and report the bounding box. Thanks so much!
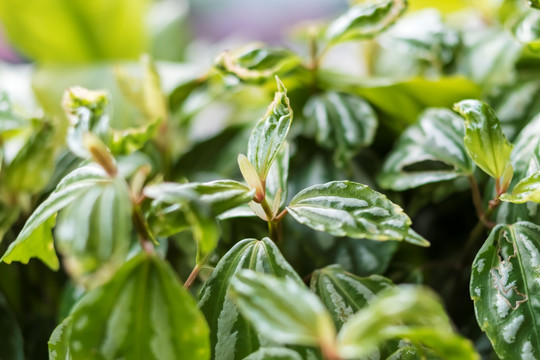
[132,206,155,253]
[260,197,284,244]
[184,265,201,289]
[468,175,484,222]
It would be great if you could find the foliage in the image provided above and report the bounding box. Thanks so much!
[2,0,540,359]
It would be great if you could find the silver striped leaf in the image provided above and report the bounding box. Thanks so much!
[49,254,210,360]
[310,265,394,329]
[470,222,540,360]
[55,176,132,286]
[303,92,377,167]
[378,108,472,191]
[198,237,302,360]
[287,181,429,247]
[1,164,109,270]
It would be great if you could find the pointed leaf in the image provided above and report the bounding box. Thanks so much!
[247,77,293,181]
[326,0,407,44]
[453,100,513,179]
[310,265,394,329]
[243,348,302,360]
[198,238,302,360]
[230,270,336,347]
[287,181,429,246]
[303,92,378,166]
[470,222,540,360]
[2,165,108,269]
[338,286,478,360]
[500,172,540,204]
[50,254,210,359]
[378,108,473,191]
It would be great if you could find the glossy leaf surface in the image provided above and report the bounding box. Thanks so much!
[470,222,540,360]
[198,238,302,360]
[378,108,472,191]
[338,286,478,360]
[247,77,293,181]
[287,181,429,246]
[1,165,109,269]
[230,270,336,347]
[326,0,407,44]
[49,254,210,359]
[310,265,394,329]
[453,100,513,179]
[55,177,133,285]
[144,180,254,216]
[303,92,377,166]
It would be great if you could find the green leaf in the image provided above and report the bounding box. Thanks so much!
[303,92,378,166]
[145,180,254,216]
[377,9,460,71]
[0,293,24,360]
[287,181,429,246]
[4,118,58,193]
[55,177,133,286]
[512,11,540,52]
[247,77,293,181]
[531,0,540,10]
[184,200,220,266]
[63,87,112,158]
[500,172,540,203]
[49,254,210,359]
[215,44,302,84]
[0,0,148,63]
[453,100,513,179]
[230,270,336,347]
[326,0,408,44]
[198,238,302,360]
[378,108,473,191]
[319,73,481,127]
[310,265,394,329]
[242,348,302,360]
[48,316,72,360]
[337,286,478,360]
[470,222,540,360]
[1,164,108,269]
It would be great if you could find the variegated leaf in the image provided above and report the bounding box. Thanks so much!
[470,222,540,360]
[198,238,302,360]
[378,108,473,191]
[310,265,394,329]
[287,181,429,246]
[49,254,210,359]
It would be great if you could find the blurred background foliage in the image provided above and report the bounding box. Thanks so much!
[1,0,540,358]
